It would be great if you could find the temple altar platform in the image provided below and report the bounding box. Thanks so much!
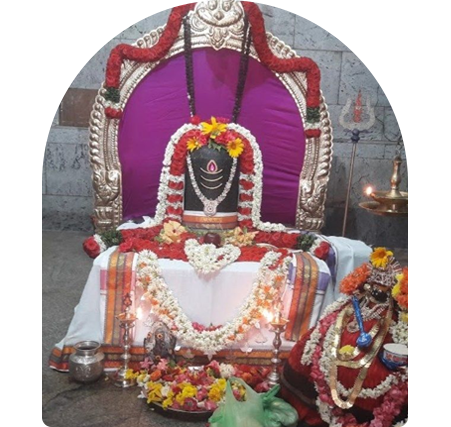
[43,230,408,426]
[48,229,373,371]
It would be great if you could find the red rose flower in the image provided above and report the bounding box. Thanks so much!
[168,181,184,190]
[105,107,123,120]
[238,207,252,216]
[239,179,254,190]
[119,239,134,253]
[190,115,201,125]
[314,241,331,260]
[167,194,183,203]
[239,193,253,202]
[83,236,101,258]
[133,239,153,252]
[166,206,183,216]
[216,117,230,124]
[239,219,254,229]
[282,233,298,248]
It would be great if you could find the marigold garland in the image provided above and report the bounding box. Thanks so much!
[340,263,371,295]
[392,267,408,310]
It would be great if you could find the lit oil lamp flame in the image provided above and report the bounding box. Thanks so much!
[365,186,373,197]
[263,309,274,323]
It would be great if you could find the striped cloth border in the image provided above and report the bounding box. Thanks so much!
[104,250,135,345]
[285,252,319,341]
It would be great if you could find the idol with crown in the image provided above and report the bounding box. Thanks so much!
[281,248,408,427]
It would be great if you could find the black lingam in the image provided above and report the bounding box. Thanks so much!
[184,146,240,215]
[181,14,251,230]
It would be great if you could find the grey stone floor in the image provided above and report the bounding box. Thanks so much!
[42,230,407,427]
[43,230,203,427]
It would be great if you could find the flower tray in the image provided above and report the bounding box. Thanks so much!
[148,402,212,421]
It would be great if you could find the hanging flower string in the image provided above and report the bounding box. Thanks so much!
[136,249,290,355]
[102,2,322,135]
[102,3,195,118]
[241,2,321,137]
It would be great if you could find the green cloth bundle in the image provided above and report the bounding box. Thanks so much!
[209,378,298,427]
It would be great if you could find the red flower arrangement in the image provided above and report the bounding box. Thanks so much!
[242,2,320,107]
[310,313,408,427]
[105,4,194,88]
[254,231,299,249]
[313,241,330,261]
[103,2,322,136]
[83,236,102,259]
[340,263,371,295]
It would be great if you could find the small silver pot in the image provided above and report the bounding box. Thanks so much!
[69,341,104,383]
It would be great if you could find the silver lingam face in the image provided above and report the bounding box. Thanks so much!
[196,0,243,27]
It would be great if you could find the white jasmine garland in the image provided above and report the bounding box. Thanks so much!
[93,234,107,253]
[136,250,290,355]
[147,122,287,231]
[390,318,408,345]
[219,363,236,379]
[304,122,321,131]
[301,297,349,366]
[184,239,241,274]
[315,307,407,400]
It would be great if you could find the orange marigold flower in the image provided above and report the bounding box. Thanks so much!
[150,369,162,381]
[397,294,408,309]
[340,263,370,295]
[400,267,408,294]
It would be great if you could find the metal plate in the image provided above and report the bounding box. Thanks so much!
[359,201,408,218]
[148,402,212,421]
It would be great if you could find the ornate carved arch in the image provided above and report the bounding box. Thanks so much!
[89,0,333,232]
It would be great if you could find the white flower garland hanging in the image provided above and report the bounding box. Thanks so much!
[136,249,290,355]
[308,304,408,402]
[139,122,286,232]
[184,239,241,275]
[390,318,408,346]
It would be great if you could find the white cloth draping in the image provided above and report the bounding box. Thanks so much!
[54,237,370,354]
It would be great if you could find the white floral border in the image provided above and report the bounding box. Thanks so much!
[139,122,287,232]
[136,249,290,355]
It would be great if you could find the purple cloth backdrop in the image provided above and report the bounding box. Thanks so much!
[118,48,306,224]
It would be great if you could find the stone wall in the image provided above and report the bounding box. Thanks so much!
[42,4,407,248]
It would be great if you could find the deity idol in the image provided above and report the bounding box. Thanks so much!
[280,248,408,427]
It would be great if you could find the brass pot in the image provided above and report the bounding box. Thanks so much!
[69,341,104,383]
